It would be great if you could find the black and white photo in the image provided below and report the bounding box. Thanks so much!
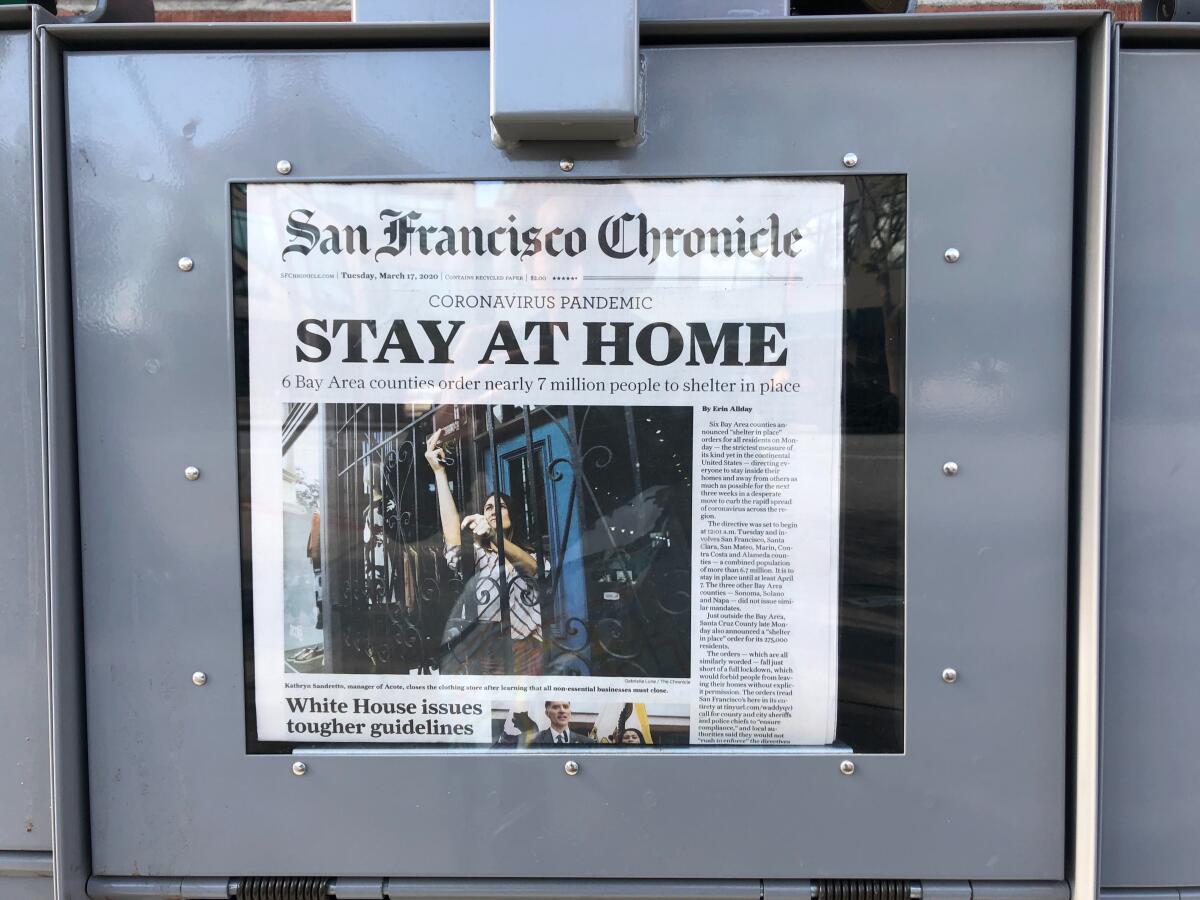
[281,402,693,680]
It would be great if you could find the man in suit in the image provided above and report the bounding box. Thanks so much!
[531,700,595,745]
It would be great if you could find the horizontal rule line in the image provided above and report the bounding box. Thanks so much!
[579,275,799,282]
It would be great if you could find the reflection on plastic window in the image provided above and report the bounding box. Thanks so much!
[231,176,905,753]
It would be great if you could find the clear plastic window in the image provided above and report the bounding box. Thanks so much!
[233,176,904,753]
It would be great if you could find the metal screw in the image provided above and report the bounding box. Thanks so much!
[184,466,201,481]
[942,461,959,477]
[559,159,575,173]
[842,152,859,168]
[942,667,959,684]
[839,759,856,776]
[564,760,580,776]
[177,256,194,272]
[191,671,208,687]
[276,159,293,175]
[944,247,961,264]
[292,761,307,776]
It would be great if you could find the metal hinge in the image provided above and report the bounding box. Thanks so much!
[87,875,384,900]
[760,881,1066,900]
[812,880,916,900]
[229,876,332,900]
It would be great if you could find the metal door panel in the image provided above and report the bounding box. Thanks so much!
[62,36,1075,878]
[1102,40,1200,888]
[0,20,52,853]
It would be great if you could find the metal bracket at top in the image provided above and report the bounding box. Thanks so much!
[489,0,640,143]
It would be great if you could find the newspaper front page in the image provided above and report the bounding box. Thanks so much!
[242,179,844,748]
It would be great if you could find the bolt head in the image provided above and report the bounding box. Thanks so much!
[942,461,959,477]
[839,759,856,776]
[564,760,580,776]
[559,159,575,173]
[292,761,307,776]
[191,671,208,687]
[184,466,201,481]
[942,667,959,684]
[177,256,194,272]
[276,159,293,175]
[842,152,859,168]
[944,247,961,264]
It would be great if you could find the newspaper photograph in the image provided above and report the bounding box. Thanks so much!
[240,178,845,747]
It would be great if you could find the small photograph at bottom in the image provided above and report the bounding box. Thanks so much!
[492,698,690,747]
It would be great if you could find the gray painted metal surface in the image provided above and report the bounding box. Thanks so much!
[85,878,764,900]
[0,875,54,900]
[39,21,92,900]
[1071,18,1112,900]
[86,876,229,899]
[354,0,788,23]
[0,12,52,856]
[1101,30,1200,889]
[0,851,53,877]
[84,879,1068,900]
[921,883,971,900]
[53,29,1077,880]
[379,882,761,900]
[490,0,639,141]
[0,847,52,898]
